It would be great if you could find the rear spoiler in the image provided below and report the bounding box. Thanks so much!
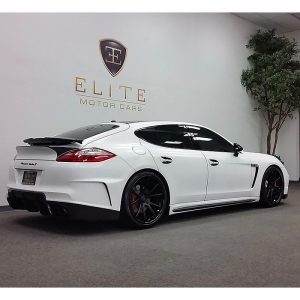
[23,137,83,146]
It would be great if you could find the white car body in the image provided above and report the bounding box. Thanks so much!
[7,121,289,223]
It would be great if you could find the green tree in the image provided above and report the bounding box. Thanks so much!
[241,29,300,155]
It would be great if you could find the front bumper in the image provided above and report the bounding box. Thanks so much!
[7,189,119,220]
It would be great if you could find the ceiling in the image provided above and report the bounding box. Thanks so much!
[234,13,300,33]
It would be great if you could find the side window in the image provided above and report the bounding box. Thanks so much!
[134,129,161,146]
[185,126,233,152]
[135,125,192,149]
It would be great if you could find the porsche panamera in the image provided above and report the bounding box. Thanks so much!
[7,121,289,228]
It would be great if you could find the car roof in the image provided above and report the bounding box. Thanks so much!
[111,120,205,129]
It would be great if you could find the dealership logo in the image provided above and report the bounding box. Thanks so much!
[100,39,127,77]
[74,38,145,113]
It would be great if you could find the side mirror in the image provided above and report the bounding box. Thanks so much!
[233,143,243,157]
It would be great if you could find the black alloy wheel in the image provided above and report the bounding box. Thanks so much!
[121,171,168,228]
[260,166,284,207]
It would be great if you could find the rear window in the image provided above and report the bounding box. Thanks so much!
[56,124,119,140]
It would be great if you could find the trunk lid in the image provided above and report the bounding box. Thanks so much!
[15,146,75,161]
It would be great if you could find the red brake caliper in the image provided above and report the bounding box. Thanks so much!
[130,192,138,210]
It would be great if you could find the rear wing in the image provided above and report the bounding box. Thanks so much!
[23,137,82,146]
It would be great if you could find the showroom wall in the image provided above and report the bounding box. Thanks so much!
[272,111,299,181]
[273,29,300,181]
[0,13,263,206]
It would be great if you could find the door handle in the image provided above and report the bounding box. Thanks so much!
[160,156,173,164]
[209,159,219,166]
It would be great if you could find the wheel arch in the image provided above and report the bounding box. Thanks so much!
[260,164,284,196]
[120,168,171,212]
[265,164,284,183]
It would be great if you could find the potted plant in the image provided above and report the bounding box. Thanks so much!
[241,29,300,158]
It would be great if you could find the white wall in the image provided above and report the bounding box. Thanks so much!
[272,29,300,181]
[261,113,300,181]
[0,13,262,206]
[270,111,299,180]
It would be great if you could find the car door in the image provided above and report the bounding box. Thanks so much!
[136,124,208,204]
[185,125,253,201]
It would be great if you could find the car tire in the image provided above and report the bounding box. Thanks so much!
[120,171,169,229]
[259,166,284,207]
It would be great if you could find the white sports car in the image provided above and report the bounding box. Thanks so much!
[7,121,289,228]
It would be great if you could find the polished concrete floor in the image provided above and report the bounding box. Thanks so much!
[0,184,299,287]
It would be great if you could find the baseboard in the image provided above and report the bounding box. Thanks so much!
[0,206,12,212]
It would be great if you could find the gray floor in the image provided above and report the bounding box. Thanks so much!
[0,184,300,287]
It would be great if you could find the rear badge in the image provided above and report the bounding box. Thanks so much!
[21,162,37,166]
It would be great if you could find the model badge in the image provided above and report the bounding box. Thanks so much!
[100,39,127,77]
[21,162,37,166]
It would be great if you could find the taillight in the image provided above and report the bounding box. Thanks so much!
[56,148,116,162]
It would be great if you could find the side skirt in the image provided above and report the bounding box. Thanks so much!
[172,199,257,213]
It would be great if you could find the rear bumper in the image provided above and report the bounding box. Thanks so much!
[8,156,135,212]
[7,189,119,220]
